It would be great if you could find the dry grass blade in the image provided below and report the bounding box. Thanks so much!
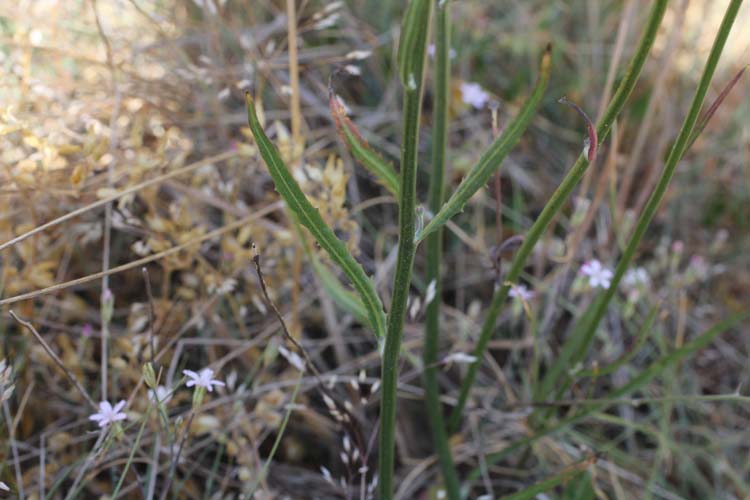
[9,310,97,409]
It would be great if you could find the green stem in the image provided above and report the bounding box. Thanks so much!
[378,1,432,497]
[539,0,743,405]
[446,0,669,434]
[423,1,461,498]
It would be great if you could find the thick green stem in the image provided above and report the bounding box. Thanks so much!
[378,1,432,497]
[446,0,669,434]
[423,1,460,498]
[538,0,744,405]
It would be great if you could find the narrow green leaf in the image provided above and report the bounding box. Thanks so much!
[330,91,400,196]
[397,0,432,89]
[466,311,749,488]
[245,93,386,339]
[342,128,400,197]
[446,0,669,434]
[575,303,659,380]
[535,0,744,406]
[423,1,461,498]
[417,45,552,243]
[291,214,371,327]
[310,253,371,327]
[501,468,587,500]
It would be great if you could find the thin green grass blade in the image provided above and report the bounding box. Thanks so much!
[575,303,659,379]
[465,311,749,489]
[243,372,303,499]
[500,467,587,500]
[423,1,460,498]
[445,0,669,434]
[535,0,743,406]
[417,45,552,243]
[685,65,747,152]
[245,93,386,339]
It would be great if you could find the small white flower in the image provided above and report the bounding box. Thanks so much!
[580,259,613,289]
[0,481,9,491]
[148,385,172,405]
[509,284,535,301]
[89,400,127,428]
[443,352,478,365]
[460,82,490,109]
[183,368,225,392]
[622,267,649,288]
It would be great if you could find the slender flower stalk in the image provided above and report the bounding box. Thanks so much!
[378,0,432,497]
[423,1,460,498]
[446,0,669,433]
[536,0,744,406]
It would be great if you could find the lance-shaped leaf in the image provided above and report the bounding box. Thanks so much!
[329,90,400,196]
[417,44,552,243]
[245,93,386,339]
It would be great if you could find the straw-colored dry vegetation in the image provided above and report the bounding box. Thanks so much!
[0,0,749,498]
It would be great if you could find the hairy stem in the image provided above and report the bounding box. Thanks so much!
[378,0,432,497]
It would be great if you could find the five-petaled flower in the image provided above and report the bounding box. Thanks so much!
[622,267,649,289]
[460,82,490,109]
[183,368,225,392]
[580,259,613,289]
[509,284,535,301]
[148,385,173,405]
[89,400,127,428]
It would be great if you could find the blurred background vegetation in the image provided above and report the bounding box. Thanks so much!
[1,0,749,498]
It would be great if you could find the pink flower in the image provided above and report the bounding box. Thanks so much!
[89,400,127,428]
[81,323,94,337]
[509,285,535,301]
